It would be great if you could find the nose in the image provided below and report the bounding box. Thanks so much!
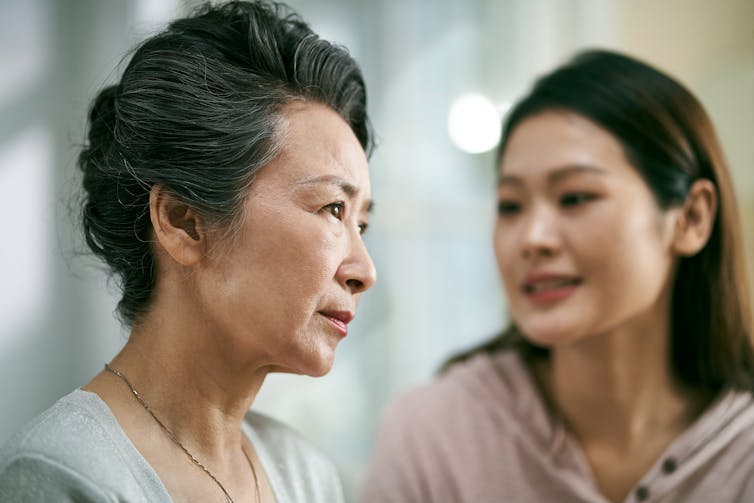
[521,204,561,259]
[337,230,377,294]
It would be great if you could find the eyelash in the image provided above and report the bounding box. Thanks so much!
[497,193,598,215]
[559,192,598,207]
[322,202,369,235]
[497,201,521,215]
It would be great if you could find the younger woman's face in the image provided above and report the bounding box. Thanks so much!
[494,111,679,346]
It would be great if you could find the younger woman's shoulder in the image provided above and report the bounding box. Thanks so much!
[373,349,537,446]
[392,349,530,415]
[361,350,543,503]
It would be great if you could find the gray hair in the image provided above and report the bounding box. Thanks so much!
[78,1,373,325]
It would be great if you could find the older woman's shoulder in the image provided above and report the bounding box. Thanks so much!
[244,411,331,465]
[0,389,170,502]
[2,389,112,452]
[244,411,344,503]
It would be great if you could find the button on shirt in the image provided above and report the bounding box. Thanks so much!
[362,351,754,503]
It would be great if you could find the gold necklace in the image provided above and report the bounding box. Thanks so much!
[104,364,260,503]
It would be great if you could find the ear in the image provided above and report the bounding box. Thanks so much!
[149,185,205,266]
[671,179,717,257]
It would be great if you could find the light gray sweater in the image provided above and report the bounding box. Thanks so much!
[0,389,344,502]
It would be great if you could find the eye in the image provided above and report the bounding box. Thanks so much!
[323,202,345,221]
[358,222,369,235]
[497,200,522,216]
[560,193,597,207]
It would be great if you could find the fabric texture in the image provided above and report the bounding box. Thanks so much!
[362,350,754,503]
[0,389,344,503]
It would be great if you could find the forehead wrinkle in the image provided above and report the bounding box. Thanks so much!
[295,174,360,197]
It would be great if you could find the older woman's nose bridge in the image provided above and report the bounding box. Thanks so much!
[338,228,377,293]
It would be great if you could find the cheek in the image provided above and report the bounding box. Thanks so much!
[493,223,519,292]
[252,227,337,297]
[576,203,675,297]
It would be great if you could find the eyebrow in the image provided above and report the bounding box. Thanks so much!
[498,164,607,187]
[296,174,375,213]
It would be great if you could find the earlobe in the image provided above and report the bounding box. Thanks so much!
[671,179,717,257]
[149,185,205,266]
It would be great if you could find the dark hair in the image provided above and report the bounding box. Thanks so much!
[446,49,754,392]
[78,1,373,326]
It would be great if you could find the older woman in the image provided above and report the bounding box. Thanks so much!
[0,2,375,502]
[363,50,753,503]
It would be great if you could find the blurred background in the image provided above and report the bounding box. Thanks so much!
[1,0,752,501]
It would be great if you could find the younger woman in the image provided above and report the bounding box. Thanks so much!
[363,50,753,503]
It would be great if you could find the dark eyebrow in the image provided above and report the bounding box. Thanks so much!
[296,174,374,213]
[497,175,523,187]
[498,164,607,187]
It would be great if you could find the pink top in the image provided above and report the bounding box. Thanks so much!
[362,351,754,503]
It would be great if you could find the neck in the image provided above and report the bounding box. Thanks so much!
[535,309,705,450]
[104,299,269,461]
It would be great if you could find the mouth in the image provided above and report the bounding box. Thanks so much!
[318,310,354,337]
[521,274,581,303]
[523,278,581,293]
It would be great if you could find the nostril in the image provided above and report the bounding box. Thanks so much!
[346,278,364,292]
[522,242,557,258]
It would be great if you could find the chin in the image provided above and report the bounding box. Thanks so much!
[306,364,333,378]
[300,355,335,378]
[517,320,584,348]
[277,347,336,377]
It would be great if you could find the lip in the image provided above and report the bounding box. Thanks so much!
[521,272,581,305]
[318,310,354,337]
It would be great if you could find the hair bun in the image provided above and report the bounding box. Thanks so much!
[84,85,119,164]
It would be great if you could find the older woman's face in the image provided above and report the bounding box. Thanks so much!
[494,111,678,347]
[196,102,376,377]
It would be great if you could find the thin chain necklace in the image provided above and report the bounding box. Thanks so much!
[104,363,260,503]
